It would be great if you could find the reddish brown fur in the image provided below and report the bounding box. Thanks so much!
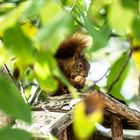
[55,34,89,58]
[55,33,90,95]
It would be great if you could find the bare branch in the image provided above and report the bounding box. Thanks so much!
[1,64,17,87]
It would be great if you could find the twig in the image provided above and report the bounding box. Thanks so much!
[28,79,42,104]
[19,80,28,104]
[28,86,42,104]
[2,64,17,87]
[71,14,86,28]
[23,82,38,89]
[93,68,110,83]
[107,51,132,94]
[1,64,28,103]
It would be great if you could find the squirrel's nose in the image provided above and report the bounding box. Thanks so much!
[83,73,88,77]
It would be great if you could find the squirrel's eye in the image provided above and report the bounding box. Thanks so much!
[78,63,83,69]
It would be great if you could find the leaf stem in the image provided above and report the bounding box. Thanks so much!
[107,50,132,94]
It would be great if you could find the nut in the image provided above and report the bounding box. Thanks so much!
[74,75,86,85]
[74,75,83,82]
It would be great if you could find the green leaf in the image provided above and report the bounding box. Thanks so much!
[106,53,130,100]
[36,13,74,54]
[0,45,11,66]
[34,52,58,92]
[132,17,140,40]
[3,24,33,63]
[60,0,72,6]
[108,0,135,34]
[0,74,31,123]
[84,17,111,51]
[0,3,16,15]
[2,0,26,3]
[53,68,70,87]
[120,0,139,10]
[24,0,45,19]
[34,51,70,93]
[0,127,32,140]
[87,0,109,26]
[0,1,29,32]
[74,7,111,52]
[36,0,74,55]
[88,24,111,52]
[40,0,62,25]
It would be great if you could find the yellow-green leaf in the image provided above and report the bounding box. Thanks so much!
[133,51,140,72]
[73,101,103,139]
[108,0,134,34]
[34,52,58,93]
[3,24,33,63]
[0,1,29,32]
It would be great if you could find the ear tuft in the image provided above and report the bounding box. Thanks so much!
[55,33,91,58]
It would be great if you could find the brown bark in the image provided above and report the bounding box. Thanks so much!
[111,114,123,140]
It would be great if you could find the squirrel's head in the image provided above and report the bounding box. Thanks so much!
[71,54,90,78]
[69,54,90,89]
[56,33,91,89]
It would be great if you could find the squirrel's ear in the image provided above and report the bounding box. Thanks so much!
[73,33,90,54]
[55,33,91,58]
[74,53,79,61]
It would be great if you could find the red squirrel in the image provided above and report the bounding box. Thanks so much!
[55,33,90,95]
